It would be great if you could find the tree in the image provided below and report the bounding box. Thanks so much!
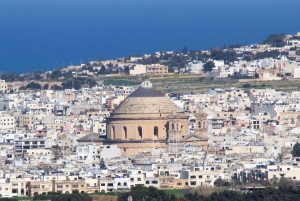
[242,83,252,88]
[138,55,159,65]
[233,72,240,79]
[98,53,102,62]
[214,178,225,187]
[43,83,49,90]
[24,82,41,90]
[50,70,63,80]
[278,177,294,189]
[118,186,172,201]
[182,46,188,54]
[48,193,92,201]
[203,61,215,72]
[292,142,300,157]
[1,72,18,82]
[34,74,42,80]
[243,55,252,62]
[124,66,130,74]
[262,33,286,47]
[88,79,97,88]
[51,84,62,90]
[87,66,93,72]
[98,65,107,74]
[210,47,237,63]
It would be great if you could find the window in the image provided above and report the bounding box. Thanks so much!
[138,126,143,139]
[123,127,127,139]
[111,126,115,139]
[154,126,158,137]
[199,175,203,178]
[190,181,196,185]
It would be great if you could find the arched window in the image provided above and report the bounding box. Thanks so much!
[154,126,158,138]
[111,126,115,139]
[138,126,142,139]
[123,127,127,139]
[146,181,150,184]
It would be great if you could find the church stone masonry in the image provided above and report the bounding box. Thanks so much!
[103,80,209,156]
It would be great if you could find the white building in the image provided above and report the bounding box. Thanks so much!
[129,64,147,75]
[0,113,15,130]
[0,80,7,93]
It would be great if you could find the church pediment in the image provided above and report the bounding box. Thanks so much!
[183,134,208,142]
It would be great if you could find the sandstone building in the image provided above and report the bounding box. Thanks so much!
[78,80,208,156]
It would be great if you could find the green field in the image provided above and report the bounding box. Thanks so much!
[164,189,185,196]
[104,79,141,86]
[99,74,300,94]
[12,197,33,201]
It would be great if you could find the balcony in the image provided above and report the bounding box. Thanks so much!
[205,178,212,182]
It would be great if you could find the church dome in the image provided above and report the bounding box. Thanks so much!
[112,80,183,114]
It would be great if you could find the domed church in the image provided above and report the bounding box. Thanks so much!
[103,80,209,156]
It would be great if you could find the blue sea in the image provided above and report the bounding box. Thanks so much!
[1,0,300,74]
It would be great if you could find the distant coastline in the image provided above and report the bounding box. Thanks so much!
[1,32,300,93]
[0,32,297,77]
